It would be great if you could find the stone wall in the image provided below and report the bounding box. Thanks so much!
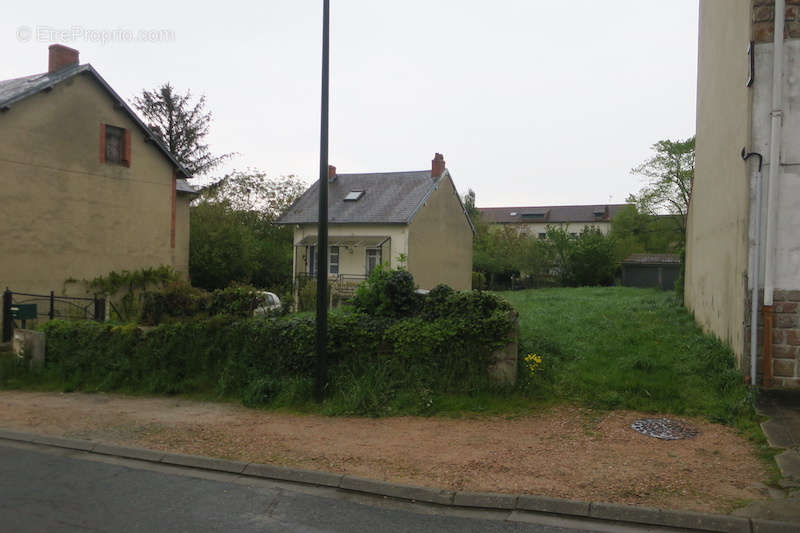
[753,0,800,43]
[745,289,800,387]
[488,312,519,385]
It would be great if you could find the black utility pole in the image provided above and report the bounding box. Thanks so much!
[314,0,330,402]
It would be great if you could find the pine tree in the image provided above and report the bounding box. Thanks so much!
[133,83,234,176]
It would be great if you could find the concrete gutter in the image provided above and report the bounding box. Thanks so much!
[0,429,796,533]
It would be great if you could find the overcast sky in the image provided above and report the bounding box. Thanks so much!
[3,0,699,207]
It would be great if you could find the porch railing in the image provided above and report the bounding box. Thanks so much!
[295,273,367,311]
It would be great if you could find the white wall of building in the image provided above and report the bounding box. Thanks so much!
[749,40,800,290]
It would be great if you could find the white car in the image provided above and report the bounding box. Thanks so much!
[253,291,281,315]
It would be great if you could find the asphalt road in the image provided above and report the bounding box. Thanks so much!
[0,440,668,533]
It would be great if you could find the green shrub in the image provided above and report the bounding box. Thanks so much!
[208,284,266,317]
[296,278,333,312]
[351,266,422,318]
[141,283,278,325]
[472,271,487,290]
[140,281,210,325]
[422,288,513,323]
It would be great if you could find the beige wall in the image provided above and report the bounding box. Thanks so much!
[292,223,408,278]
[685,0,753,364]
[0,73,189,306]
[407,174,473,290]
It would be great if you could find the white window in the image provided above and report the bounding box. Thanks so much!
[308,245,316,275]
[307,245,339,275]
[329,246,339,275]
[366,248,381,275]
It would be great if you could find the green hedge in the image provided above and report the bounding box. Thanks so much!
[39,290,515,415]
[140,283,281,325]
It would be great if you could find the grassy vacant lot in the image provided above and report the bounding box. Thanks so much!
[500,287,754,426]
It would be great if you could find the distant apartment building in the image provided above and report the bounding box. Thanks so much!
[477,204,629,238]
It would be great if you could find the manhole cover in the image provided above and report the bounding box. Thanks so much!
[631,418,699,440]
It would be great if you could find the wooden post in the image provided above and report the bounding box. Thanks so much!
[2,289,12,343]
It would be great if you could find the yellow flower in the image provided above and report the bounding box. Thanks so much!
[524,353,542,375]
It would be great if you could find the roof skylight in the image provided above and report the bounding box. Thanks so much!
[344,190,365,201]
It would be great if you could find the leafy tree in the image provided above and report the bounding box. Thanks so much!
[201,169,305,217]
[473,225,527,288]
[629,136,695,242]
[189,203,256,290]
[133,83,234,176]
[472,223,553,290]
[568,227,618,286]
[544,226,575,285]
[189,170,305,291]
[545,226,617,287]
[463,188,479,227]
[610,205,683,260]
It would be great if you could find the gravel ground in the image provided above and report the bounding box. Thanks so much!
[0,391,771,513]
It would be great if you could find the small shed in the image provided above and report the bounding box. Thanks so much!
[621,253,681,291]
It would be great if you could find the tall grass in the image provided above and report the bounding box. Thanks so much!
[499,287,755,425]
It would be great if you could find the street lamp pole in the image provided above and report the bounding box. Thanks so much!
[314,0,330,402]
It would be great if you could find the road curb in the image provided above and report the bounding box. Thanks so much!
[161,452,249,474]
[340,475,455,505]
[243,461,344,488]
[93,442,167,462]
[1,428,798,532]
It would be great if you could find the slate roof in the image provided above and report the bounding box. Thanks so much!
[0,64,193,180]
[477,204,630,224]
[278,171,442,225]
[176,179,199,195]
[622,253,680,264]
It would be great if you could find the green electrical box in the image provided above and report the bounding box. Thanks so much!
[10,304,37,320]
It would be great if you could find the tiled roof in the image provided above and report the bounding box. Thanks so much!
[278,171,441,225]
[477,204,630,224]
[0,64,192,179]
[623,253,681,264]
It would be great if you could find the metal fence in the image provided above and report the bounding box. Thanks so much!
[295,273,367,311]
[2,289,106,342]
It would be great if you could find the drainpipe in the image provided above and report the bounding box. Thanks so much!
[742,149,763,387]
[762,0,785,386]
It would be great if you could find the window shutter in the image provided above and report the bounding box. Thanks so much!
[122,128,131,167]
[99,123,106,163]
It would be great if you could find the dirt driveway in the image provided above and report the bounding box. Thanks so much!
[0,391,770,514]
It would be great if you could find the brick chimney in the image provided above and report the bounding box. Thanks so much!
[48,44,80,73]
[431,153,445,179]
[328,165,337,183]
